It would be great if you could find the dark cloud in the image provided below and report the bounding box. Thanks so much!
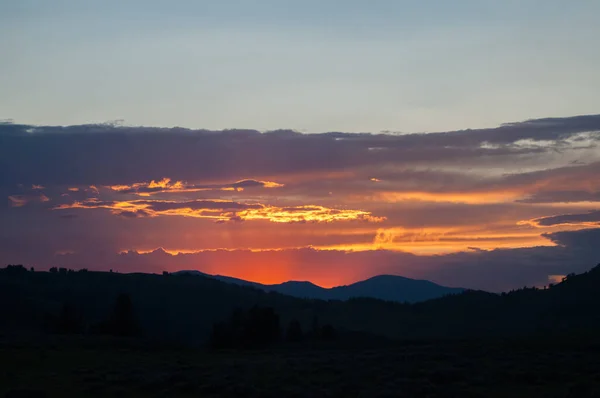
[1,115,599,187]
[116,210,151,218]
[543,228,600,249]
[518,190,600,204]
[531,210,600,227]
[231,180,277,189]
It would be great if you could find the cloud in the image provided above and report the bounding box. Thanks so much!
[518,190,600,204]
[116,210,151,218]
[142,200,262,212]
[543,228,600,249]
[7,194,50,207]
[2,115,600,292]
[54,198,384,223]
[109,177,284,196]
[525,210,600,227]
[1,115,599,188]
[8,195,28,207]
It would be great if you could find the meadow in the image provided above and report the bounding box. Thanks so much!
[2,336,599,397]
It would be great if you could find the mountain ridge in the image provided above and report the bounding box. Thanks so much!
[174,270,465,303]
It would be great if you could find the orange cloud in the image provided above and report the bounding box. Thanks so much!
[314,235,553,255]
[316,225,557,255]
[108,177,284,196]
[54,199,384,224]
[518,210,600,228]
[8,195,27,207]
[109,178,182,194]
[369,191,524,204]
[261,181,285,188]
[8,194,49,207]
[109,184,133,192]
[148,177,182,189]
[238,205,384,223]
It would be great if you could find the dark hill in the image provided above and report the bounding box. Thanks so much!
[1,264,600,346]
[328,275,465,302]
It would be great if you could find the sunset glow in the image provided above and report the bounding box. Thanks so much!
[3,116,600,291]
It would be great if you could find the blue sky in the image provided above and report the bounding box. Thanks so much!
[2,0,599,133]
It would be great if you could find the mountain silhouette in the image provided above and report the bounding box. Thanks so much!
[175,271,464,303]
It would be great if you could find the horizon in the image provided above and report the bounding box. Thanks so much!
[13,253,598,292]
[2,1,600,292]
[171,266,451,289]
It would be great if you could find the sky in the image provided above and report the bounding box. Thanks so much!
[2,1,600,132]
[1,1,600,291]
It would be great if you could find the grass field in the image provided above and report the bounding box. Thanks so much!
[2,337,600,397]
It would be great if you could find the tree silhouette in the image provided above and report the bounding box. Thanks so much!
[210,306,281,349]
[286,319,304,342]
[56,302,83,334]
[91,293,141,337]
[1,265,28,276]
[110,293,141,337]
[320,324,337,341]
[244,306,281,346]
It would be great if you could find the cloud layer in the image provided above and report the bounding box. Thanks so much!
[2,115,600,291]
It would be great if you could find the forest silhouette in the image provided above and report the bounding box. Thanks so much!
[2,263,600,396]
[2,263,600,345]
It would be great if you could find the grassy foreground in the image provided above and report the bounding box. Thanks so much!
[2,337,600,397]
